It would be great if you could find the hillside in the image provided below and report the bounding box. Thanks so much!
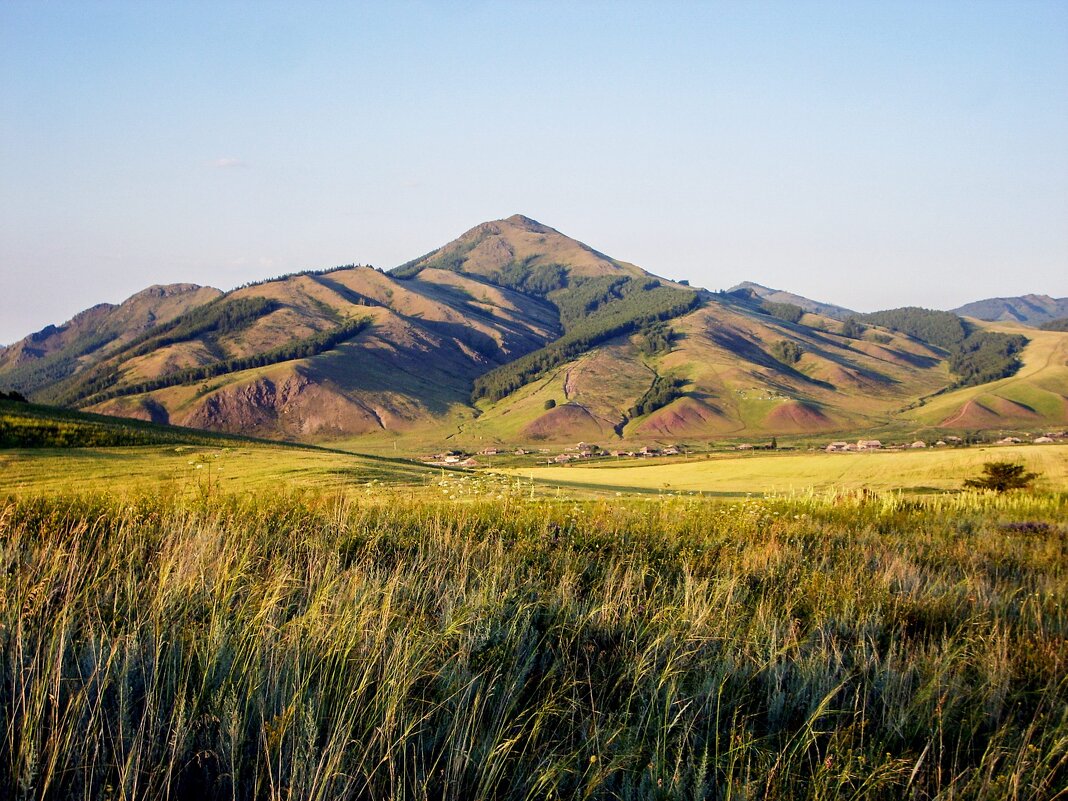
[0,284,222,399]
[3,215,1064,447]
[953,294,1068,326]
[903,322,1068,430]
[459,292,952,446]
[727,281,856,320]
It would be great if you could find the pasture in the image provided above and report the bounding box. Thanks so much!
[502,444,1068,496]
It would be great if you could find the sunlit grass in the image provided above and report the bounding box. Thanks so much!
[503,443,1068,496]
[2,490,1065,799]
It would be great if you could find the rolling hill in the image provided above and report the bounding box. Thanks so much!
[952,294,1068,326]
[726,281,857,321]
[2,215,1066,447]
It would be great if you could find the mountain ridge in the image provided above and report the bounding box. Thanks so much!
[952,294,1068,326]
[2,216,1065,446]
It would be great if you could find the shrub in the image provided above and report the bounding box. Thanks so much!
[964,461,1039,492]
[762,301,804,324]
[770,340,804,364]
[841,316,865,339]
[543,399,556,410]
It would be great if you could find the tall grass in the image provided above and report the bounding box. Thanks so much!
[1,491,1065,799]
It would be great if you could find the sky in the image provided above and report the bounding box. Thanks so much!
[1,1,1066,345]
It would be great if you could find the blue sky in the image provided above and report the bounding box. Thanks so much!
[1,1,1066,344]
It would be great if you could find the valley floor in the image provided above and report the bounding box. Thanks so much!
[499,443,1068,497]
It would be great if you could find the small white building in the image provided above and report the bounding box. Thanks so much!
[910,440,926,448]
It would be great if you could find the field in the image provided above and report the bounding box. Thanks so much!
[502,444,1068,496]
[0,398,444,497]
[3,402,1067,799]
[0,444,446,497]
[1,489,1065,800]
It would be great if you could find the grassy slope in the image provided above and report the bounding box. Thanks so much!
[398,213,652,284]
[0,285,223,399]
[0,399,444,495]
[459,297,953,447]
[501,443,1068,495]
[83,266,561,439]
[904,323,1068,429]
[0,444,439,497]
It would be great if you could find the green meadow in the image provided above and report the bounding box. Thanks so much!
[503,444,1068,497]
[2,404,1067,799]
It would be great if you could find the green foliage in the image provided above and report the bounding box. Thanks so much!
[0,399,248,448]
[1038,317,1068,332]
[964,461,1039,492]
[947,331,1028,386]
[1,491,1064,799]
[392,235,486,279]
[635,320,675,357]
[861,307,969,348]
[0,331,118,399]
[0,390,27,403]
[860,307,1027,388]
[121,296,278,359]
[552,276,666,332]
[389,259,428,279]
[629,374,684,417]
[491,259,570,297]
[841,316,865,339]
[762,301,804,324]
[72,317,371,407]
[472,286,699,403]
[543,398,556,410]
[770,339,804,364]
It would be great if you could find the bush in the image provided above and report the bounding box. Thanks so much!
[841,317,865,339]
[762,301,804,324]
[770,340,804,364]
[543,399,556,410]
[964,461,1039,492]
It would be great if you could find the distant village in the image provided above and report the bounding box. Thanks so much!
[422,431,1067,468]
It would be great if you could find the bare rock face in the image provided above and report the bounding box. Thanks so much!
[178,373,390,439]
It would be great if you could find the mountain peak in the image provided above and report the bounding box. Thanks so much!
[394,214,647,283]
[504,213,541,226]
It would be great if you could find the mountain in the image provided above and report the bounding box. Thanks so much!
[727,281,857,321]
[0,284,223,398]
[952,294,1068,326]
[2,215,1066,446]
[903,322,1068,431]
